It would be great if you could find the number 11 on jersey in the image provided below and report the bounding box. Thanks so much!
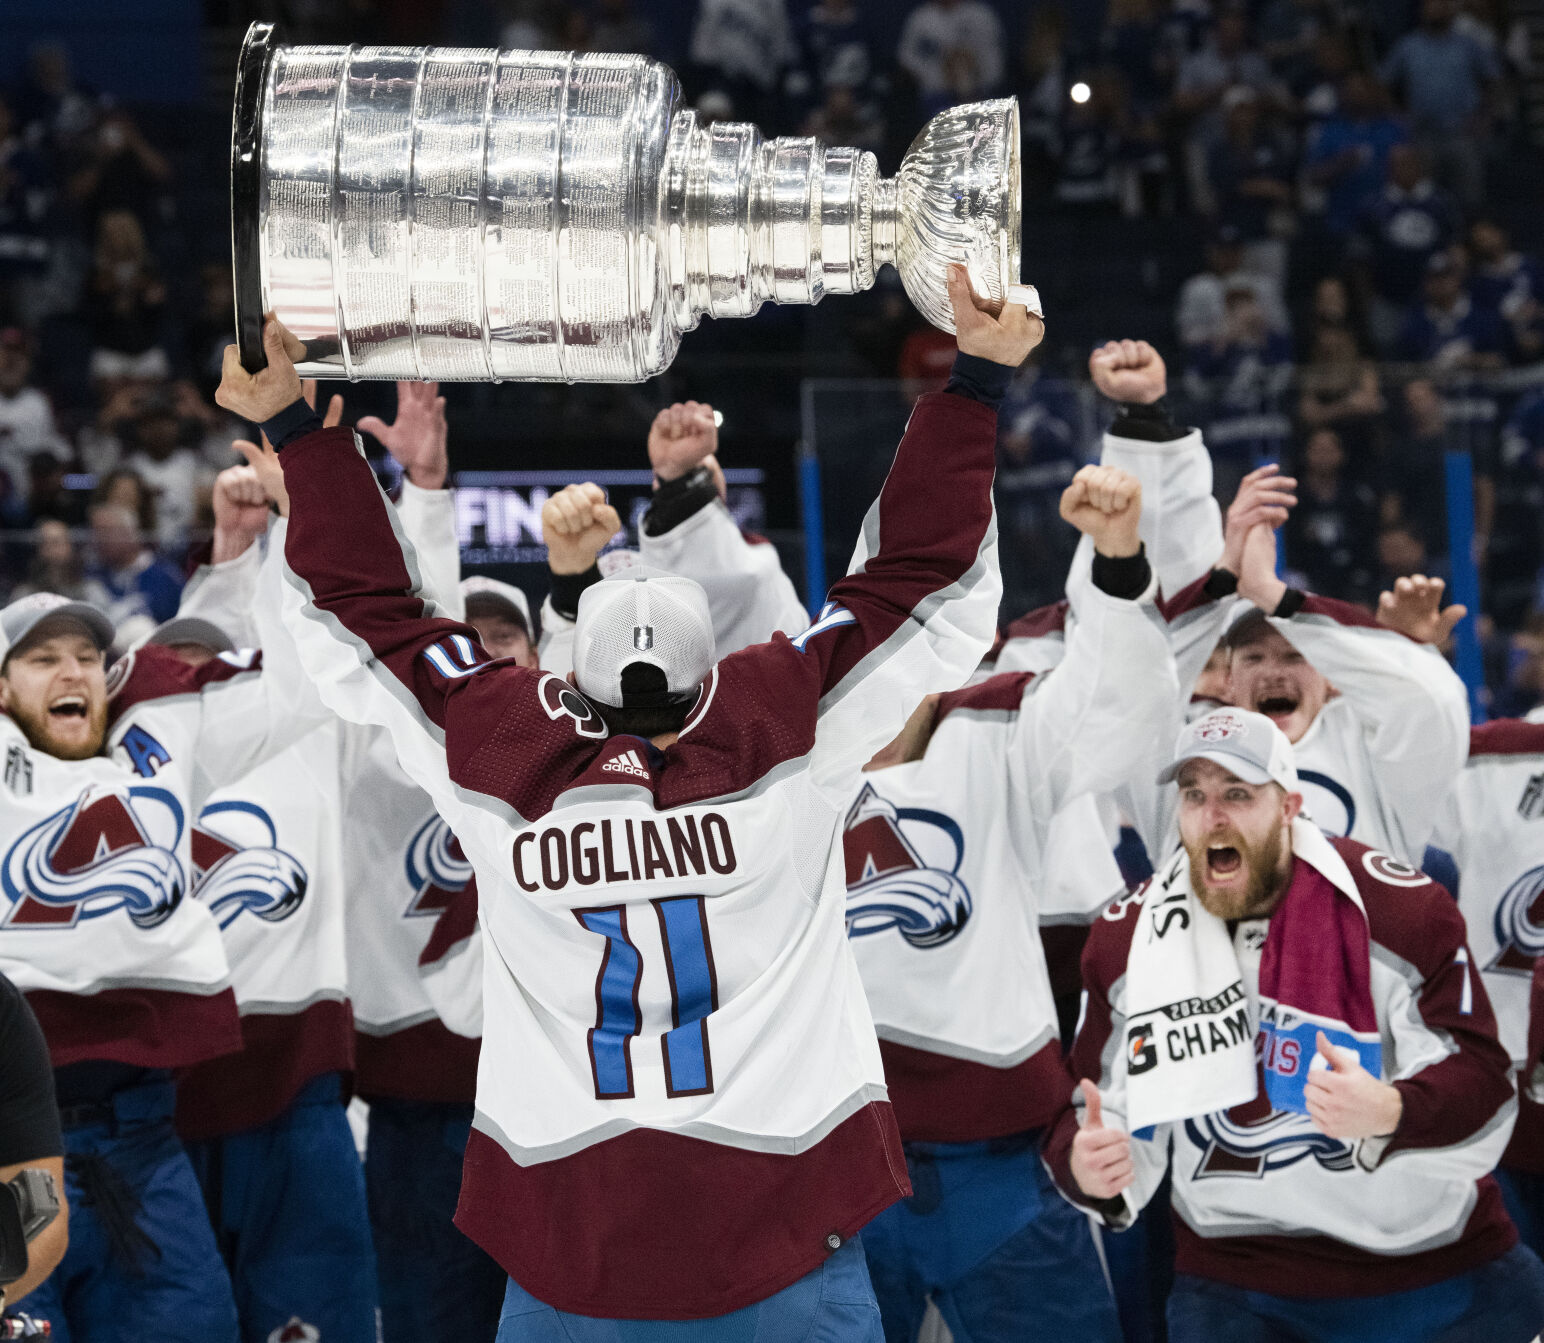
[576,894,719,1101]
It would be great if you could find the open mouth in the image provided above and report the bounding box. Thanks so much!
[48,696,88,721]
[1206,844,1243,881]
[1255,694,1299,723]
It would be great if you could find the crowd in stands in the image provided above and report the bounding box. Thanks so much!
[2,0,1544,712]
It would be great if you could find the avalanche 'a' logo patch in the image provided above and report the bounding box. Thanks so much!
[403,815,473,918]
[841,783,972,948]
[2,785,186,929]
[1185,1108,1354,1180]
[1490,862,1544,976]
[192,801,308,930]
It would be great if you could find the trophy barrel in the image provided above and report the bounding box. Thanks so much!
[233,26,681,382]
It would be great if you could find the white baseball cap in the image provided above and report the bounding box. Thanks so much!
[461,575,533,635]
[573,566,715,709]
[0,594,114,665]
[1157,707,1299,793]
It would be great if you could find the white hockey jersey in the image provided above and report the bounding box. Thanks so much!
[1049,826,1518,1299]
[845,572,1176,1142]
[0,538,309,1071]
[277,390,1001,1319]
[1433,718,1544,1171]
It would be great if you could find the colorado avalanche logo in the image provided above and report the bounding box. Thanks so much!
[1,785,185,929]
[192,801,307,930]
[1490,863,1544,976]
[403,816,473,918]
[842,783,972,948]
[1185,1108,1354,1180]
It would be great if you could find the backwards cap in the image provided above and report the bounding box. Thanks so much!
[572,566,714,709]
[1157,707,1299,793]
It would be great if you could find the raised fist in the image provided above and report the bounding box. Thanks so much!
[542,483,622,576]
[1059,465,1142,558]
[947,264,1044,368]
[649,401,718,484]
[1089,340,1166,406]
[210,464,271,562]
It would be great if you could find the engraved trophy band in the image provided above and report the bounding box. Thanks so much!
[231,22,1022,382]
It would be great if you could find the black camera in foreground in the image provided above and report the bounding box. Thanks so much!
[0,1169,59,1290]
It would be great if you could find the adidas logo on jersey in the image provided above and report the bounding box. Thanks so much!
[602,749,650,779]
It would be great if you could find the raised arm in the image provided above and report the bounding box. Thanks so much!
[785,267,1034,794]
[1236,524,1469,850]
[214,320,529,828]
[639,401,808,650]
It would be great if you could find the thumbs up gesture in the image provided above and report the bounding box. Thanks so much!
[1069,1079,1135,1201]
[1304,1030,1403,1140]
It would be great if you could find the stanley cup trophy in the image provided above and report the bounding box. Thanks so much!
[231,23,1023,382]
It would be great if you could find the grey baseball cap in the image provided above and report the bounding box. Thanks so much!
[1157,707,1299,793]
[573,565,714,709]
[145,616,236,655]
[0,594,114,664]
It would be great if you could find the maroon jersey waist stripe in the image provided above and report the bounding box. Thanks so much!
[1171,1177,1516,1298]
[1504,1093,1544,1175]
[354,1020,480,1103]
[454,1099,910,1319]
[880,1039,1073,1143]
[27,986,242,1071]
[176,999,355,1140]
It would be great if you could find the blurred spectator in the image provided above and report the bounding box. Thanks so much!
[1018,5,1069,194]
[896,0,1005,114]
[996,357,1083,615]
[499,0,563,49]
[1284,426,1380,601]
[689,0,793,124]
[1293,26,1356,122]
[67,109,172,234]
[800,0,878,102]
[10,517,89,603]
[1353,143,1460,352]
[92,467,159,542]
[1380,0,1499,206]
[1303,73,1407,243]
[83,209,169,382]
[1054,70,1139,213]
[1377,520,1437,586]
[0,328,70,508]
[0,96,55,323]
[802,86,884,151]
[1175,226,1288,348]
[1383,377,1493,565]
[588,0,655,55]
[1099,0,1169,114]
[1300,272,1371,350]
[1492,389,1544,625]
[12,44,98,154]
[181,262,236,402]
[1184,285,1294,494]
[1297,323,1385,473]
[119,386,218,549]
[1394,250,1509,369]
[1172,6,1280,150]
[1468,217,1544,363]
[82,501,183,644]
[1201,86,1295,286]
[1257,0,1329,85]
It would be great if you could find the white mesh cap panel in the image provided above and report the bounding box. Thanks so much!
[573,567,716,707]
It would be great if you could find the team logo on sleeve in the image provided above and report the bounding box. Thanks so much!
[192,801,308,930]
[537,673,607,739]
[1,785,186,929]
[1489,862,1544,975]
[1519,772,1544,820]
[1360,851,1431,888]
[841,783,972,948]
[403,816,473,917]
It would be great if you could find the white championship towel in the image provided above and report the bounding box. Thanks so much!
[1123,850,1258,1134]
